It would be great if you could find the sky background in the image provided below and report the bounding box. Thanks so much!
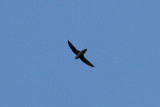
[0,0,160,107]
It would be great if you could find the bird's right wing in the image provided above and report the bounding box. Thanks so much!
[68,41,79,54]
[80,55,94,67]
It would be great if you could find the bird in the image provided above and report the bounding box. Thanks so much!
[68,40,94,67]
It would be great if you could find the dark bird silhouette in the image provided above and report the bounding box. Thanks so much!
[68,40,94,67]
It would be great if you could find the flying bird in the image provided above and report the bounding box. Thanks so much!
[68,40,94,67]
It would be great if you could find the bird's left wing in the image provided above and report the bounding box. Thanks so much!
[80,55,94,67]
[68,41,80,54]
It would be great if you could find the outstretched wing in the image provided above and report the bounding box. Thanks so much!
[68,41,80,54]
[80,55,94,67]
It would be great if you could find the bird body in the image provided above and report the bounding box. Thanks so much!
[68,41,94,67]
[75,49,87,59]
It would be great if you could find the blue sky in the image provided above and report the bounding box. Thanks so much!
[0,0,160,107]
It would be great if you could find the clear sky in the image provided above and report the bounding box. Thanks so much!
[0,0,160,107]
